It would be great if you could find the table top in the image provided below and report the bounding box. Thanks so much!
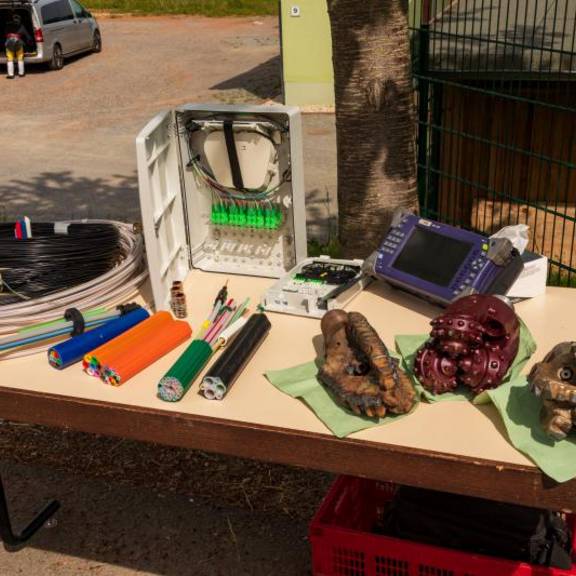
[1,270,576,510]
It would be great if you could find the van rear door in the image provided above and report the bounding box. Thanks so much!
[0,1,37,55]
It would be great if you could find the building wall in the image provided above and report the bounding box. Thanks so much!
[280,0,335,107]
[280,0,423,107]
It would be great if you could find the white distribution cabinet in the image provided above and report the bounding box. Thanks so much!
[136,104,307,311]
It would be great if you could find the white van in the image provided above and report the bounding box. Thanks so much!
[0,0,101,70]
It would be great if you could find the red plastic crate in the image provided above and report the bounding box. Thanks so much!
[309,476,576,576]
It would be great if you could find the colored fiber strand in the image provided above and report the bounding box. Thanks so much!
[201,313,271,401]
[217,316,248,347]
[101,318,191,387]
[229,298,250,326]
[48,307,149,370]
[83,312,173,378]
[0,308,119,348]
[157,340,213,402]
[19,307,108,333]
[158,289,249,403]
[0,314,121,354]
[204,301,234,346]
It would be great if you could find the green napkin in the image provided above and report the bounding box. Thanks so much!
[487,377,576,483]
[265,358,419,438]
[395,320,537,404]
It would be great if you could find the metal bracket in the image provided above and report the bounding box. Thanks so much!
[0,472,60,549]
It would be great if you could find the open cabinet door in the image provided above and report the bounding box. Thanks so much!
[136,110,190,311]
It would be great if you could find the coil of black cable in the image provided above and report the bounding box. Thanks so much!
[0,222,122,305]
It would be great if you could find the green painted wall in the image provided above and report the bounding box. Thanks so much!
[281,0,428,107]
[280,0,335,107]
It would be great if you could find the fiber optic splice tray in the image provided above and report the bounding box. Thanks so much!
[262,256,371,318]
[137,104,306,311]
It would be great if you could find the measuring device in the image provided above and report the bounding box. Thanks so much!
[367,213,524,306]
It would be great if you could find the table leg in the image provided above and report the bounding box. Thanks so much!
[0,472,60,549]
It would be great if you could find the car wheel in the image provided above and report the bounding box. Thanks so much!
[49,44,64,70]
[92,31,102,53]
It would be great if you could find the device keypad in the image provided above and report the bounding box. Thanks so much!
[450,250,487,296]
[380,230,405,255]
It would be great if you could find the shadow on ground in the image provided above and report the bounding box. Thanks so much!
[210,56,282,102]
[15,49,98,76]
[0,167,337,243]
[1,462,314,576]
[0,422,332,575]
[0,171,140,222]
[306,187,338,244]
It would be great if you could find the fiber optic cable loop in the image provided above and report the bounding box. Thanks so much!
[0,309,124,354]
[0,221,147,358]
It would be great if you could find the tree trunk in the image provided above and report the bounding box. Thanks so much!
[327,0,418,258]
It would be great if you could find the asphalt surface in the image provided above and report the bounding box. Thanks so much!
[0,15,338,575]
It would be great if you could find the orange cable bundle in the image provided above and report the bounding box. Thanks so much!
[101,318,192,386]
[83,312,174,378]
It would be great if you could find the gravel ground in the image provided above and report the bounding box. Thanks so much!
[0,461,318,576]
[0,14,337,240]
[0,15,338,574]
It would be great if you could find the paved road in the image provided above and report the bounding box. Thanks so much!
[0,15,338,575]
[0,14,337,239]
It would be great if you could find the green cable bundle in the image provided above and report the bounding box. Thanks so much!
[157,339,213,402]
[158,289,251,402]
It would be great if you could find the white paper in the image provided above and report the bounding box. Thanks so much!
[491,224,529,255]
[507,252,548,299]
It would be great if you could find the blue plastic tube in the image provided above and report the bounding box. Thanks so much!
[48,307,150,369]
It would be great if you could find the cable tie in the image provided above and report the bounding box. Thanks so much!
[64,308,86,337]
[54,221,70,235]
[116,303,141,316]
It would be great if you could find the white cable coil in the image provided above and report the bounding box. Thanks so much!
[0,220,148,358]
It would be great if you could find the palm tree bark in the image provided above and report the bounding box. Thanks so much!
[327,0,418,258]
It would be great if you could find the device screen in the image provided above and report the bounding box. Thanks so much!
[392,227,474,287]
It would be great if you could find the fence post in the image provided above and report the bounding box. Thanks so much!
[416,0,432,215]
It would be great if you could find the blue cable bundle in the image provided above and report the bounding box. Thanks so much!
[48,307,150,369]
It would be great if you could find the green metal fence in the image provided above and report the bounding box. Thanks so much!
[411,0,576,286]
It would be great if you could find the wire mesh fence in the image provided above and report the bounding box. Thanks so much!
[411,0,576,285]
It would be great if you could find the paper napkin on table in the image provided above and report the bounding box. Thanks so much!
[486,377,576,483]
[265,356,419,438]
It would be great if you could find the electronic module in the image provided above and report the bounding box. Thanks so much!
[262,257,371,318]
[368,212,524,306]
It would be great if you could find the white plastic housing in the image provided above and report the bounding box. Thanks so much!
[261,256,371,319]
[137,104,307,311]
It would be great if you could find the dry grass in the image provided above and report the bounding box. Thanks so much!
[471,199,576,284]
[86,0,277,16]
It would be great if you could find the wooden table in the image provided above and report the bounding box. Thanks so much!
[1,271,576,512]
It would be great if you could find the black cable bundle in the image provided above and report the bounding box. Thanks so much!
[201,313,272,400]
[0,222,122,305]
